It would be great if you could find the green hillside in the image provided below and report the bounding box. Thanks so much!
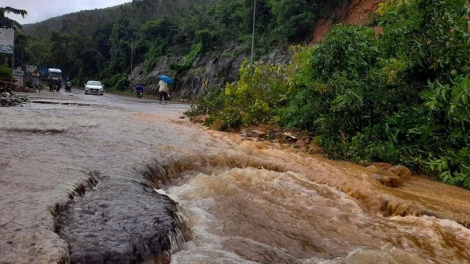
[189,0,470,189]
[16,0,344,89]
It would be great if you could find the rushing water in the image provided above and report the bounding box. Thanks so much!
[36,93,469,264]
[146,134,470,264]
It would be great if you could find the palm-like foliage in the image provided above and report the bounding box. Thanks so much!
[0,6,27,30]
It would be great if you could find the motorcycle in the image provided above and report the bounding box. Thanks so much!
[65,82,72,93]
[49,80,61,92]
[136,91,144,98]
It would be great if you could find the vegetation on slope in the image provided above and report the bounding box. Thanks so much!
[188,0,470,189]
[15,0,346,90]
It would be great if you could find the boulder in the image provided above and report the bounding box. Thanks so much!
[389,165,412,179]
[373,170,404,188]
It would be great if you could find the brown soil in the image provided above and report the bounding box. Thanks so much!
[311,0,385,44]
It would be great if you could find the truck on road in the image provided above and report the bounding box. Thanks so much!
[39,66,63,89]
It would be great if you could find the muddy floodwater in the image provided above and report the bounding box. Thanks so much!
[1,91,469,264]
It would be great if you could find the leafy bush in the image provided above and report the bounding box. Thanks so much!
[189,60,293,130]
[191,0,470,188]
[186,86,225,117]
[145,40,168,73]
[0,65,11,78]
[281,0,470,188]
[170,42,203,73]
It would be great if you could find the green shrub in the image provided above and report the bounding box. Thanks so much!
[0,65,12,78]
[195,0,470,188]
[145,40,168,73]
[281,0,470,188]
[186,86,225,117]
[188,60,293,130]
[170,42,203,73]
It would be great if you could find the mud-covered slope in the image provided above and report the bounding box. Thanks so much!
[312,0,384,43]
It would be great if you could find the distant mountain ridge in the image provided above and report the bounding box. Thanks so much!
[21,0,220,39]
[21,4,128,38]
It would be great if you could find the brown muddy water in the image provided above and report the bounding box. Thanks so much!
[140,135,470,264]
[4,92,468,264]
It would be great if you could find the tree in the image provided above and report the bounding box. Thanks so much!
[0,6,27,30]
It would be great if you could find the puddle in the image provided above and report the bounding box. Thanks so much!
[32,100,91,106]
[1,128,66,134]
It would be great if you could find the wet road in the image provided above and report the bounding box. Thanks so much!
[1,90,470,264]
[0,90,209,263]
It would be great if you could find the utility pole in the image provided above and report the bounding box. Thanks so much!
[250,0,257,75]
[129,38,134,91]
[124,31,135,91]
[11,33,15,89]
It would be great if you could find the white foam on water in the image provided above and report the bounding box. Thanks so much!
[303,245,428,264]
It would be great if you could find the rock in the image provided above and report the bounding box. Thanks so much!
[370,162,393,170]
[210,119,224,131]
[247,130,267,138]
[189,115,209,124]
[296,139,307,148]
[373,170,404,188]
[281,132,297,142]
[130,45,293,100]
[389,165,412,179]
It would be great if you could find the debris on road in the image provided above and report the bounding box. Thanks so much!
[189,114,209,124]
[0,92,31,107]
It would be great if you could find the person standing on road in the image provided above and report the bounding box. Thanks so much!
[65,78,72,92]
[158,79,170,104]
[31,70,40,93]
[47,76,54,92]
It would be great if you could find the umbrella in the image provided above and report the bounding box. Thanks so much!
[159,75,174,85]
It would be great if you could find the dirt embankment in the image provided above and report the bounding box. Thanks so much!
[311,0,385,43]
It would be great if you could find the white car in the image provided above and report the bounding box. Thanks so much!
[85,81,104,95]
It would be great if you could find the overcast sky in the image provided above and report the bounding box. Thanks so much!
[4,0,132,24]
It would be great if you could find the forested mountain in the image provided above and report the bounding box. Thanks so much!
[21,5,127,39]
[16,0,347,92]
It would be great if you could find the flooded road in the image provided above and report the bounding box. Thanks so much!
[150,137,470,264]
[1,91,469,264]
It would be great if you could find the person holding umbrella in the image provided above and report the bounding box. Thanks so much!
[158,75,173,104]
